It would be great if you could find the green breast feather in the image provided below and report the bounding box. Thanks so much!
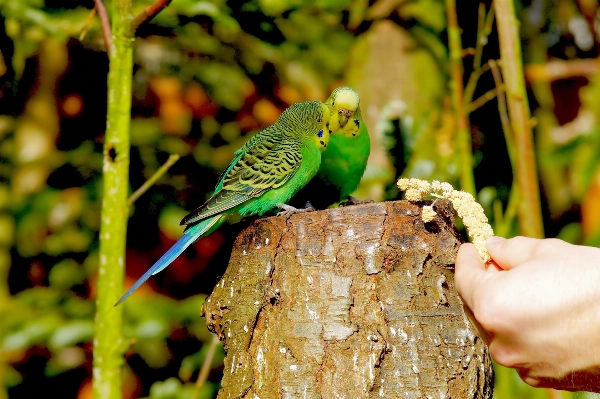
[290,86,370,209]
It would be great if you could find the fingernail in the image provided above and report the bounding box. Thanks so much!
[486,236,505,245]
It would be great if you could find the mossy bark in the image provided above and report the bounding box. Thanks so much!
[203,200,494,399]
[93,1,134,398]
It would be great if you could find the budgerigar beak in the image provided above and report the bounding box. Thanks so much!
[338,109,351,127]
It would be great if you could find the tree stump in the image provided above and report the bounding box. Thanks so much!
[202,200,494,399]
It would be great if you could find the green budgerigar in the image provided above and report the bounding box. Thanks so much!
[116,100,330,305]
[291,86,370,209]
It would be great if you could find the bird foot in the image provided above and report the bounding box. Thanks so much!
[339,196,374,207]
[277,203,315,217]
[303,201,316,211]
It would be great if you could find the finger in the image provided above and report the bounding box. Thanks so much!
[454,243,490,310]
[486,260,503,272]
[486,236,546,270]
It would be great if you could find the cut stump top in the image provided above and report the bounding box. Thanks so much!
[203,200,493,399]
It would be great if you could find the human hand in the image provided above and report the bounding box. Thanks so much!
[455,236,600,392]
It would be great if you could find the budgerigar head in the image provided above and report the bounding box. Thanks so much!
[278,100,330,151]
[325,86,362,138]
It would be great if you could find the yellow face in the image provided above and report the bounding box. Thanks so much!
[313,102,331,151]
[326,87,361,139]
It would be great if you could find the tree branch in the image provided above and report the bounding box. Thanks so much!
[464,4,495,103]
[525,59,599,82]
[128,154,180,206]
[93,0,112,56]
[488,60,514,165]
[131,0,173,32]
[494,0,544,238]
[467,86,501,113]
[445,0,476,196]
[79,8,97,41]
[488,59,520,237]
[93,0,134,397]
[193,334,221,399]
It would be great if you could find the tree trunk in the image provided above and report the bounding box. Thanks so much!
[93,0,134,397]
[203,200,494,399]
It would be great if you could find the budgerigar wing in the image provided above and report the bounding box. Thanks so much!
[181,129,302,226]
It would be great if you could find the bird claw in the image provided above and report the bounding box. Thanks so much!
[277,203,315,217]
[339,196,374,207]
[303,201,316,212]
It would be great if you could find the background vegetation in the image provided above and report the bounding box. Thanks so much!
[1,0,600,398]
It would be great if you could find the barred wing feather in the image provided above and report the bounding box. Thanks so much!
[181,130,301,226]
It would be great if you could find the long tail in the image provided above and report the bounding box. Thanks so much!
[115,214,227,306]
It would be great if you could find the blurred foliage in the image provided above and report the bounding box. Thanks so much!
[2,0,600,398]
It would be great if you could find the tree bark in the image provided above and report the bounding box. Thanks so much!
[203,200,494,399]
[93,0,133,397]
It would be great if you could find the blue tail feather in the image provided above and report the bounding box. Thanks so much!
[115,215,224,306]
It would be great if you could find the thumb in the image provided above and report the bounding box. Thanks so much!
[454,243,493,311]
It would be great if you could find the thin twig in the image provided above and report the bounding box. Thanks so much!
[464,3,495,103]
[128,154,180,206]
[525,58,600,82]
[467,86,501,113]
[131,0,173,32]
[489,59,519,237]
[79,7,97,41]
[488,59,515,165]
[445,0,476,196]
[475,4,495,73]
[93,0,112,56]
[473,3,486,70]
[496,180,519,237]
[193,334,221,399]
[462,48,476,57]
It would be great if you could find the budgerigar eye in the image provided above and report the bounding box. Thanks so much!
[317,118,322,123]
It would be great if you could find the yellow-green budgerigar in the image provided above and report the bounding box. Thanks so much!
[116,101,330,305]
[291,86,370,209]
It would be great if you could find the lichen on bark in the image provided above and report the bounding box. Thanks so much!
[203,200,494,399]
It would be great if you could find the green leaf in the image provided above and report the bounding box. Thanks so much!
[2,315,61,351]
[146,378,214,399]
[173,294,207,320]
[62,296,95,318]
[151,377,182,397]
[48,320,94,349]
[159,206,188,240]
[49,259,86,290]
[194,62,253,111]
[4,366,22,387]
[131,118,163,146]
[135,339,171,368]
[135,319,170,340]
[45,347,86,376]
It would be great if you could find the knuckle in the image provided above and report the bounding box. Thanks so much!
[510,235,534,249]
[519,372,543,388]
[487,342,511,367]
[488,340,521,369]
[533,238,565,257]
